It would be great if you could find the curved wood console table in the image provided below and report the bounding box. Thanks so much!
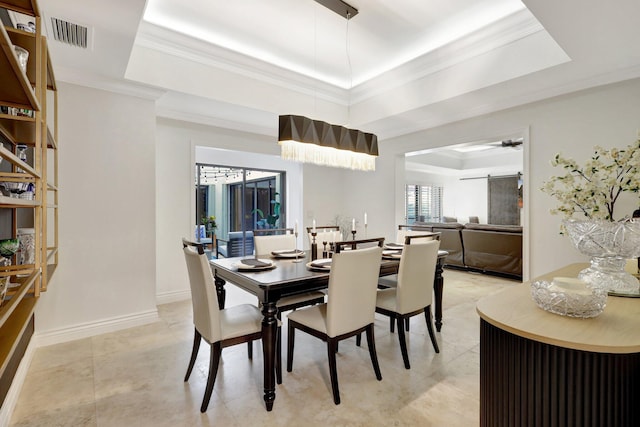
[476,263,640,426]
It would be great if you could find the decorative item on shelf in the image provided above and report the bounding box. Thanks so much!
[17,228,34,265]
[13,45,28,73]
[531,277,608,318]
[541,138,640,296]
[0,238,19,308]
[16,22,35,33]
[16,144,27,173]
[1,182,29,198]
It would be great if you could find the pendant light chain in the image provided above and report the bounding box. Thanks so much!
[346,12,353,124]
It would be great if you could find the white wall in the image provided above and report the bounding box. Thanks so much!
[35,83,158,340]
[376,78,640,280]
[155,119,342,304]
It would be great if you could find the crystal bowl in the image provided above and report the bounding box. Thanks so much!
[0,238,19,258]
[530,277,607,318]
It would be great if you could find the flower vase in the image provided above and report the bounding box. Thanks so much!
[564,219,640,295]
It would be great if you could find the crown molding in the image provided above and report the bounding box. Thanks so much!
[135,22,349,106]
[352,9,546,103]
[55,66,166,100]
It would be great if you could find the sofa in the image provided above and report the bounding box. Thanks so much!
[461,223,522,278]
[412,222,522,279]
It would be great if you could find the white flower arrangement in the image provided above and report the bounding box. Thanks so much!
[541,139,640,221]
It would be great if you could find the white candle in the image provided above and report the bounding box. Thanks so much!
[364,212,367,226]
[352,218,356,231]
[312,219,316,233]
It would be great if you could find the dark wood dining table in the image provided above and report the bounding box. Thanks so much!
[209,250,447,411]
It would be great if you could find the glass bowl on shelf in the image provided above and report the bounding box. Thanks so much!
[530,276,608,318]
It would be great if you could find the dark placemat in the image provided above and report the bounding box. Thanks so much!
[241,259,271,267]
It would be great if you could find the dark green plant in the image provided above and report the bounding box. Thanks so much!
[253,192,280,229]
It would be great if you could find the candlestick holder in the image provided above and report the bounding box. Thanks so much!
[311,232,318,261]
[351,230,356,240]
[364,224,368,238]
[322,240,328,258]
[293,230,305,263]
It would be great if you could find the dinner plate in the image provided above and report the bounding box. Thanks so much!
[382,252,403,260]
[236,259,276,272]
[384,243,404,250]
[306,258,332,271]
[271,249,305,258]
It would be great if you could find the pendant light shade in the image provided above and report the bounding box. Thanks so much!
[278,115,378,171]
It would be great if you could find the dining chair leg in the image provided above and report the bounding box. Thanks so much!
[355,333,362,347]
[424,306,440,353]
[247,341,253,359]
[397,316,411,369]
[327,338,341,405]
[406,318,410,331]
[184,328,201,381]
[201,342,222,413]
[286,323,295,372]
[390,317,395,333]
[365,324,383,381]
[276,327,282,384]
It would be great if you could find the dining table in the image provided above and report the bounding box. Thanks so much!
[209,249,448,411]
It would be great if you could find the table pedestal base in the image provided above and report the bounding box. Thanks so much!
[480,319,640,426]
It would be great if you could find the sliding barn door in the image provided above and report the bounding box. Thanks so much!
[488,175,519,225]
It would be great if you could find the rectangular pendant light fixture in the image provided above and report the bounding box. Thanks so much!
[278,115,378,171]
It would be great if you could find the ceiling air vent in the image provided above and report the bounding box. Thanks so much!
[50,17,88,48]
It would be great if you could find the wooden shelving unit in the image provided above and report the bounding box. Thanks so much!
[0,0,58,406]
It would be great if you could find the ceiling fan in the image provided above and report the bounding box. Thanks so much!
[501,139,523,148]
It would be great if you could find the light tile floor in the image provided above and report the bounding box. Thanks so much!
[9,270,519,427]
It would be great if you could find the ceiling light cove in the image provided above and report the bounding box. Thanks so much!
[142,0,529,89]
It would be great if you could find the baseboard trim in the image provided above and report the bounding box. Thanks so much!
[33,309,160,348]
[156,289,191,305]
[0,341,35,427]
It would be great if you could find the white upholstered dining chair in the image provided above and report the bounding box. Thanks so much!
[375,239,441,369]
[286,244,384,405]
[254,232,296,255]
[252,230,325,384]
[182,238,274,412]
[395,229,438,245]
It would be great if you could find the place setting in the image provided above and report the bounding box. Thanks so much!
[306,258,332,272]
[235,258,276,272]
[270,249,305,259]
[382,250,402,260]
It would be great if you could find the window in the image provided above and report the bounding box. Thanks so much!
[196,164,285,256]
[404,184,443,224]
